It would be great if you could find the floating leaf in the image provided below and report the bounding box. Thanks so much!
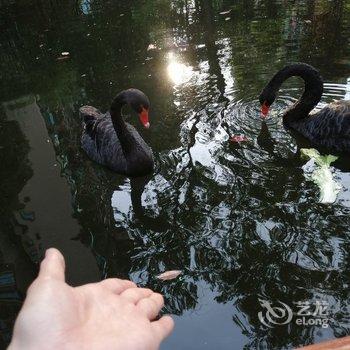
[220,10,232,15]
[156,270,182,281]
[301,148,341,204]
[301,148,338,167]
[230,135,248,143]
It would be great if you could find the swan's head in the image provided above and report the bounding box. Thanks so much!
[259,88,276,118]
[125,89,151,129]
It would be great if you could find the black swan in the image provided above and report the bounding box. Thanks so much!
[80,89,154,177]
[259,63,350,153]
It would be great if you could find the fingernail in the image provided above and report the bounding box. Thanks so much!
[45,248,61,260]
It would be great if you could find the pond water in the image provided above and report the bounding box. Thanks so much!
[1,0,350,349]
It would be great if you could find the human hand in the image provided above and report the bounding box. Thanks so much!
[9,248,174,350]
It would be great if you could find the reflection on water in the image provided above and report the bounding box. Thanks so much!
[167,52,194,86]
[1,0,350,349]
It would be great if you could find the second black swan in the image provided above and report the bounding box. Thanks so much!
[259,63,350,153]
[80,89,154,177]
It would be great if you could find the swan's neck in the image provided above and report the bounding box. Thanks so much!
[110,99,134,154]
[272,64,323,124]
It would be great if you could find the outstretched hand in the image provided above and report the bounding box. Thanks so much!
[9,248,174,350]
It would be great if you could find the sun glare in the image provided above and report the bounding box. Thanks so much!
[167,52,193,86]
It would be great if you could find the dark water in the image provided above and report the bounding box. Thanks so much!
[1,0,350,348]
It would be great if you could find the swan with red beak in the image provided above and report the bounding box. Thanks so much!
[258,63,350,153]
[80,88,154,177]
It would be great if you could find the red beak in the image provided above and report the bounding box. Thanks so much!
[139,108,150,129]
[261,102,270,118]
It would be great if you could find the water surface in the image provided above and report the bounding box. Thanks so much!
[1,1,350,349]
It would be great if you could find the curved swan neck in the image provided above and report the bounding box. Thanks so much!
[270,63,323,123]
[110,91,126,123]
[110,91,134,153]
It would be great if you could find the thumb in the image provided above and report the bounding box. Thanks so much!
[38,248,66,281]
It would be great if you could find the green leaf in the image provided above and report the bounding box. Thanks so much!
[301,148,341,204]
[300,148,338,166]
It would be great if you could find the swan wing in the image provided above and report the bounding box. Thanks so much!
[81,113,128,173]
[79,106,103,123]
[315,101,350,137]
[303,101,350,151]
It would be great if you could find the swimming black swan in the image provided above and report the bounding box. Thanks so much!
[259,63,350,153]
[80,89,154,176]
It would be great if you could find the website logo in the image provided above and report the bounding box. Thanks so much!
[258,299,330,328]
[258,299,293,328]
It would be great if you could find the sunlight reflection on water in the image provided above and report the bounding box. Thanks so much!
[167,52,194,86]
